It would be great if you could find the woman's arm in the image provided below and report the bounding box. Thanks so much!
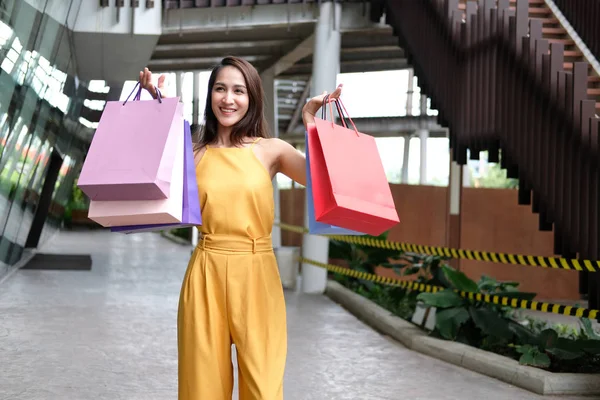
[277,84,344,186]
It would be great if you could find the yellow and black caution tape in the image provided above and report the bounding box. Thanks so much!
[300,256,600,321]
[278,222,600,272]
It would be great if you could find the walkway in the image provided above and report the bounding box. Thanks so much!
[0,230,589,399]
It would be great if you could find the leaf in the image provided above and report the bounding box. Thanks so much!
[533,352,551,368]
[416,289,464,308]
[518,346,551,368]
[579,318,600,340]
[538,329,558,351]
[469,307,513,341]
[435,307,470,340]
[515,344,534,354]
[546,347,584,360]
[576,339,600,354]
[442,265,478,292]
[509,321,537,345]
[402,266,421,276]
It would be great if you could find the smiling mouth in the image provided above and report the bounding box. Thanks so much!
[220,108,237,114]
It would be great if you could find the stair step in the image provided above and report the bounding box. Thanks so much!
[548,38,575,46]
[564,50,583,58]
[589,88,600,96]
[543,27,565,35]
[529,7,552,15]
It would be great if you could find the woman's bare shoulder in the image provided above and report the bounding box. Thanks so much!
[193,144,208,165]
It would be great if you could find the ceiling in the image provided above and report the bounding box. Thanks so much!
[147,1,415,138]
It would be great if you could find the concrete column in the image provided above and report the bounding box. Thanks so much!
[192,71,200,125]
[401,135,411,184]
[418,94,429,185]
[301,0,341,294]
[447,156,463,270]
[419,129,428,185]
[406,68,414,116]
[260,69,282,249]
[175,72,183,98]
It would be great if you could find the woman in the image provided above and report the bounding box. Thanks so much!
[139,56,342,400]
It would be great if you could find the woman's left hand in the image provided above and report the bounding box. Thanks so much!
[302,84,343,126]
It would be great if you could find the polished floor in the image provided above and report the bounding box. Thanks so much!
[0,230,590,399]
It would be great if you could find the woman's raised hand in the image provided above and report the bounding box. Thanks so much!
[139,67,165,100]
[302,83,343,126]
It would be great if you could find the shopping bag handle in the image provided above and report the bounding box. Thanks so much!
[324,95,359,137]
[321,94,347,129]
[122,81,163,105]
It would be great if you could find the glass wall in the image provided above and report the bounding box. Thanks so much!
[0,0,90,276]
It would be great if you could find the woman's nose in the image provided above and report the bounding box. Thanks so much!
[222,91,234,103]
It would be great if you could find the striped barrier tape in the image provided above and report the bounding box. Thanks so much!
[300,256,600,321]
[277,223,600,272]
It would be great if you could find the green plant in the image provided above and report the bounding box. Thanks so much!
[386,252,451,288]
[328,231,404,291]
[509,322,600,368]
[170,227,191,241]
[416,266,537,347]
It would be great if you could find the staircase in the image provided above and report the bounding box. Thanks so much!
[368,0,600,306]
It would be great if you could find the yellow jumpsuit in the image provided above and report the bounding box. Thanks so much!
[177,138,287,400]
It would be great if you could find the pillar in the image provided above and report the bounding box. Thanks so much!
[261,69,282,249]
[406,68,414,116]
[418,94,428,185]
[192,71,200,125]
[175,72,183,98]
[419,129,428,185]
[447,157,463,269]
[301,0,342,294]
[401,134,411,184]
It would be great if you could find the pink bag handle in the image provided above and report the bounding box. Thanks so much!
[122,81,163,105]
[326,96,359,137]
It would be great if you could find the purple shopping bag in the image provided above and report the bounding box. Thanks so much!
[78,83,183,201]
[110,120,202,233]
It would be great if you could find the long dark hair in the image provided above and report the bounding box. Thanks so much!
[195,56,270,150]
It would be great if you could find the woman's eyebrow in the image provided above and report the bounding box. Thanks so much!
[214,81,247,89]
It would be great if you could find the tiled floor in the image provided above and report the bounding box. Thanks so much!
[0,230,590,399]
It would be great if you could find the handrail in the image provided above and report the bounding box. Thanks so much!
[550,0,600,72]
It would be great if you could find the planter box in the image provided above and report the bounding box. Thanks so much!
[325,280,600,396]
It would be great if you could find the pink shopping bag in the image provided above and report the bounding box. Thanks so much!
[78,83,183,201]
[110,120,202,233]
[87,115,185,227]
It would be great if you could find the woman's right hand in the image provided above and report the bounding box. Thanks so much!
[139,67,165,99]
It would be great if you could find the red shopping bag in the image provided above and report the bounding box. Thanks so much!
[308,97,399,236]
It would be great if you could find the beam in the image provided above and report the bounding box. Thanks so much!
[263,34,315,77]
[162,3,384,34]
[153,39,294,53]
[148,55,271,69]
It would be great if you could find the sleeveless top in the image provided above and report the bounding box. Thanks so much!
[194,138,274,239]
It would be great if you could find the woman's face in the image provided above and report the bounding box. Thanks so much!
[211,66,249,129]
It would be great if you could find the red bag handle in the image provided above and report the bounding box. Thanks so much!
[325,96,359,137]
[321,94,347,128]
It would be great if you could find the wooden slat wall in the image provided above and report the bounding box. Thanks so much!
[373,0,600,306]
